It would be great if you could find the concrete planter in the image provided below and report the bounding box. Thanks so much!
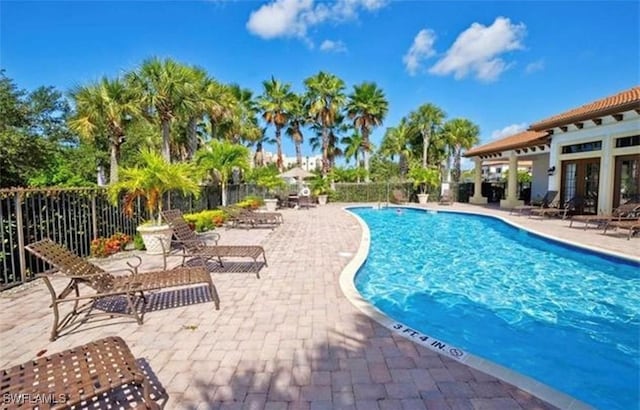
[317,194,328,205]
[417,193,429,204]
[136,224,173,255]
[264,198,278,212]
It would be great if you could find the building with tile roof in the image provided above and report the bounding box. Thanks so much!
[464,86,640,213]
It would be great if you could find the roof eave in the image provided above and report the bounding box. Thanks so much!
[530,101,640,131]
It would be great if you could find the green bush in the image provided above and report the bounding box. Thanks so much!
[183,209,228,232]
[133,233,146,251]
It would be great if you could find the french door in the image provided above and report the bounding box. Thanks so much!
[613,154,640,208]
[561,158,600,214]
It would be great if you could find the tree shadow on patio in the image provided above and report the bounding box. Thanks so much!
[172,311,556,410]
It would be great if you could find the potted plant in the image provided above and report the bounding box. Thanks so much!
[408,164,440,204]
[250,165,286,211]
[310,176,332,205]
[108,149,200,255]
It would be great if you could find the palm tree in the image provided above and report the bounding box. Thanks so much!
[285,93,306,167]
[408,103,446,168]
[257,77,294,172]
[222,84,261,145]
[304,71,346,176]
[346,82,388,181]
[126,57,194,162]
[443,118,480,198]
[107,149,200,225]
[69,77,140,183]
[380,118,413,177]
[195,139,250,206]
[205,80,236,140]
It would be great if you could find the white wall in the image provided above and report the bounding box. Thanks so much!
[530,155,550,201]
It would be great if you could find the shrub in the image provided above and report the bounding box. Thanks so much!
[91,233,131,258]
[237,196,263,210]
[133,233,145,251]
[183,209,228,232]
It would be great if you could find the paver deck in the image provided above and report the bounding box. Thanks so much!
[1,203,636,409]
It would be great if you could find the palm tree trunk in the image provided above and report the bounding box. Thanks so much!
[221,182,227,207]
[422,130,429,168]
[295,139,302,167]
[362,128,371,182]
[162,119,171,162]
[275,127,283,172]
[356,151,361,183]
[322,127,329,176]
[187,117,198,160]
[109,142,119,183]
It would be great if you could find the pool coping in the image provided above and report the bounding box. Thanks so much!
[339,204,598,410]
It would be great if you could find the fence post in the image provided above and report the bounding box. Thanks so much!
[15,192,27,281]
[91,195,98,240]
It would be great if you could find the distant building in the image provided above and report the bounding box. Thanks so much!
[260,152,322,171]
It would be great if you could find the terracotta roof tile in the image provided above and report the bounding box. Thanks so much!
[530,86,640,130]
[464,130,549,157]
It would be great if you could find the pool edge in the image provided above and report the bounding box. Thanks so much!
[339,205,595,410]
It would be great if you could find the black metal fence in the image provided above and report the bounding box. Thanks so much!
[0,184,269,290]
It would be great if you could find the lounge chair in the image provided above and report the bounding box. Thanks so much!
[511,190,558,216]
[162,209,267,276]
[438,189,453,205]
[25,238,218,341]
[569,201,640,230]
[225,206,283,229]
[0,336,161,409]
[602,218,640,240]
[530,195,583,220]
[298,195,314,209]
[390,189,408,205]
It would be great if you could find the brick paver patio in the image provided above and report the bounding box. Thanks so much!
[1,203,636,409]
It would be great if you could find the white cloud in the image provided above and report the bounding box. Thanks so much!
[429,17,526,82]
[246,0,388,42]
[402,29,437,75]
[490,123,528,140]
[525,59,545,74]
[320,39,347,53]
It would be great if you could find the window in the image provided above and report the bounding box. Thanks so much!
[615,135,640,148]
[561,141,602,154]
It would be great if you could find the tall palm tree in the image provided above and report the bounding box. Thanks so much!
[257,77,294,172]
[341,132,364,182]
[346,82,388,181]
[69,77,140,183]
[408,103,446,168]
[195,139,250,206]
[223,84,261,144]
[205,80,236,140]
[380,118,413,177]
[126,57,193,162]
[285,93,306,167]
[304,71,346,176]
[443,118,480,197]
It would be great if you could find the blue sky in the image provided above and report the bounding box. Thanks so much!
[2,1,638,168]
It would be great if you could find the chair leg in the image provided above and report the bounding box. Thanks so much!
[126,293,143,325]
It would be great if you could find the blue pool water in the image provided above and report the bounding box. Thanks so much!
[351,207,640,410]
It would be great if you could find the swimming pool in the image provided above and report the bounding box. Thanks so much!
[351,207,640,410]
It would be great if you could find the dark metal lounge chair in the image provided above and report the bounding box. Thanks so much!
[438,189,453,205]
[25,238,219,341]
[569,201,640,230]
[602,218,640,240]
[0,336,161,409]
[162,209,267,277]
[390,189,408,205]
[530,195,583,220]
[223,205,283,229]
[511,190,558,216]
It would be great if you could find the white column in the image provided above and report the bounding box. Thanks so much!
[469,157,488,204]
[500,151,524,209]
[598,134,613,214]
